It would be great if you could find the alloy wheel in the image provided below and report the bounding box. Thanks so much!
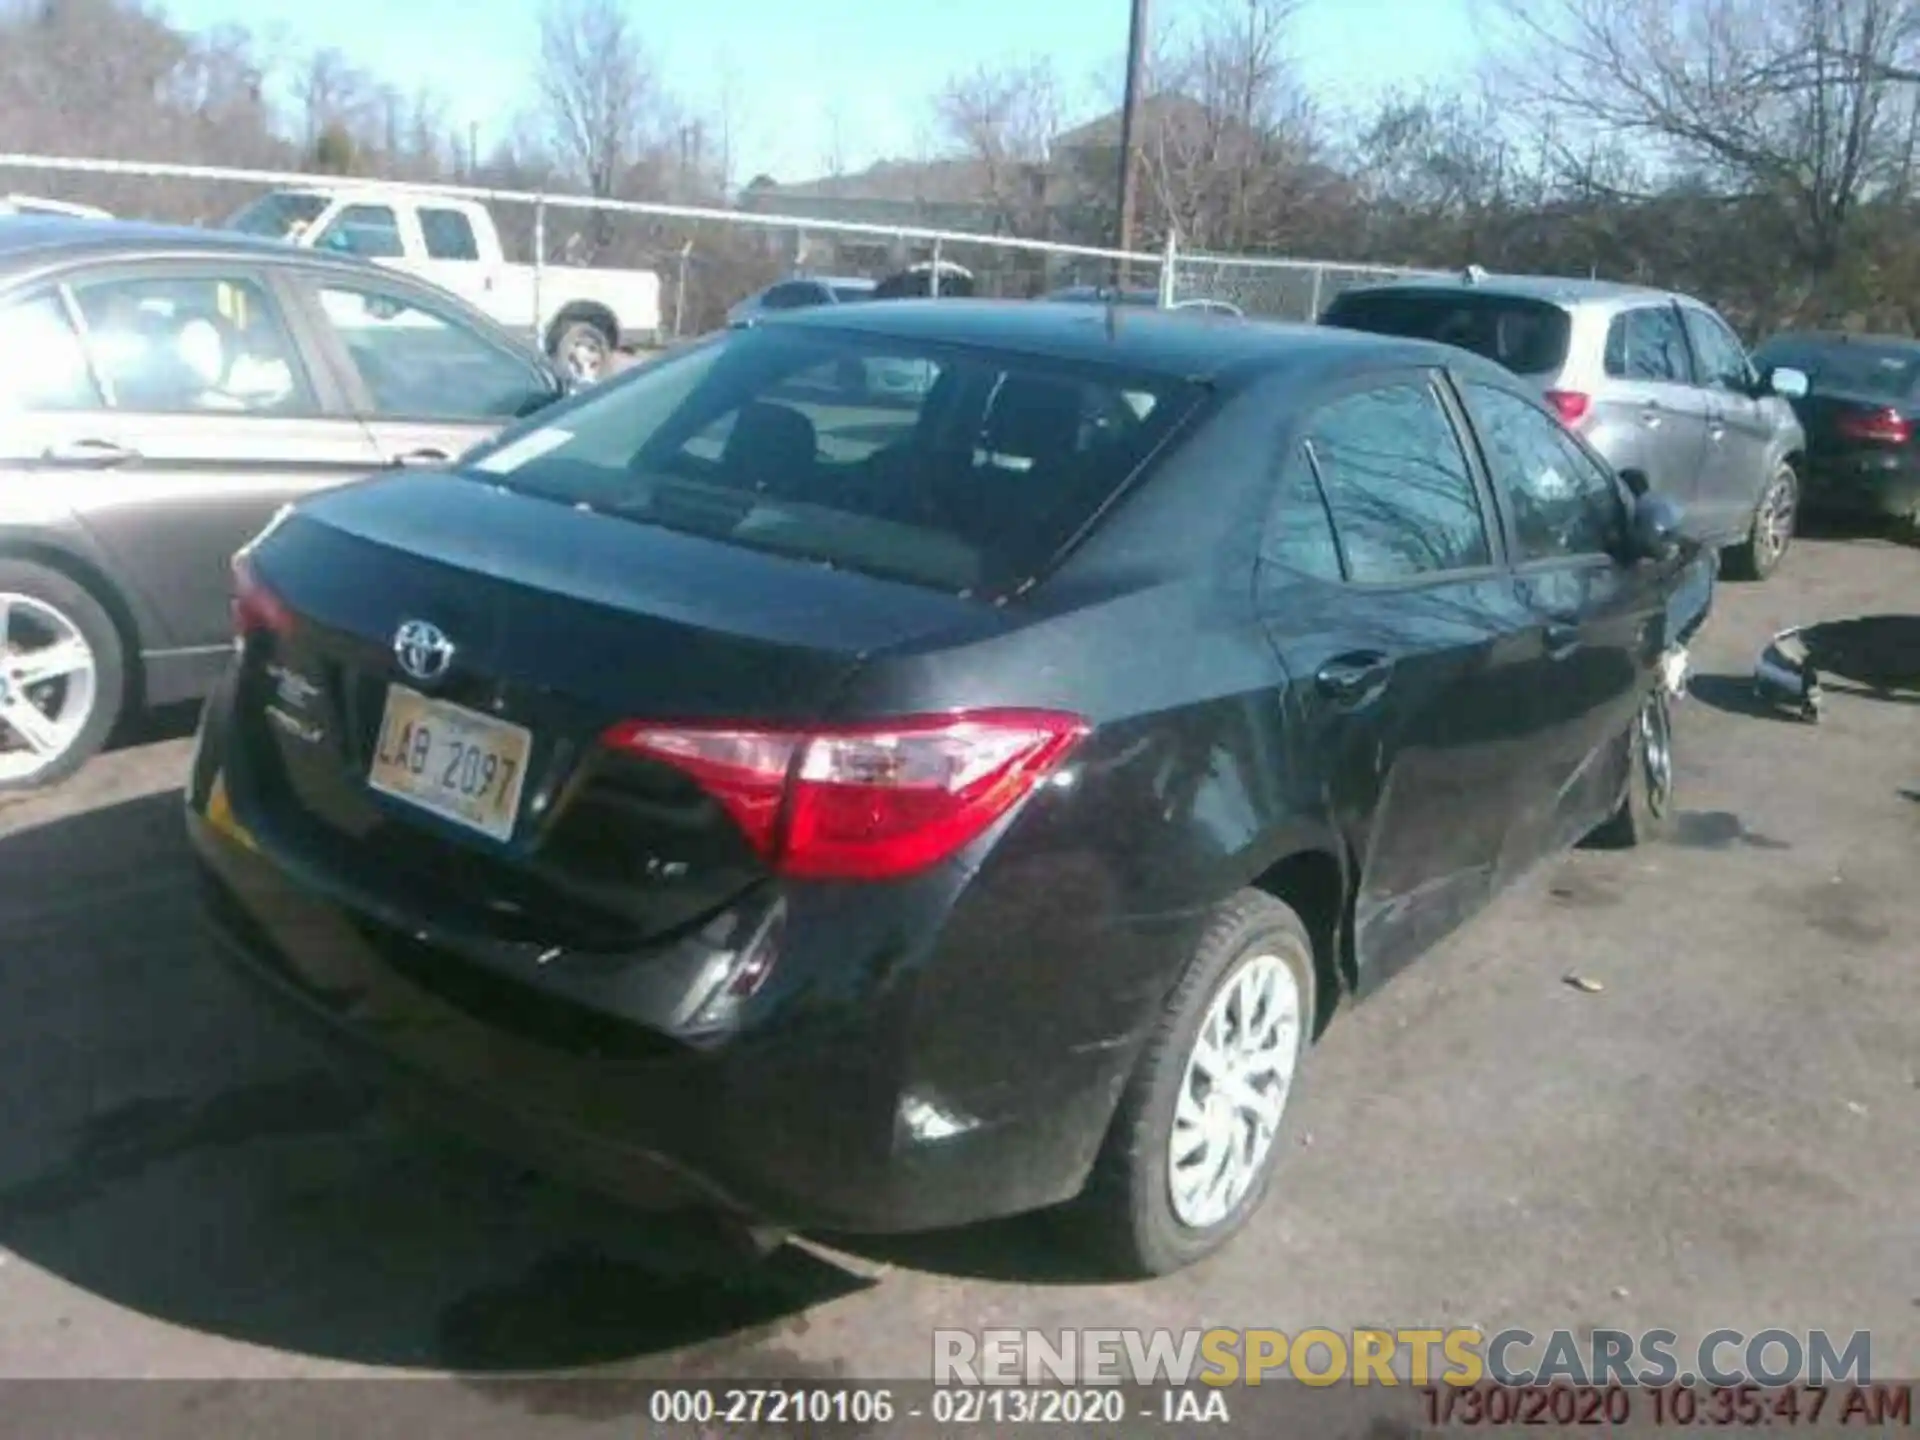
[0,592,98,785]
[1167,952,1304,1230]
[1758,472,1797,565]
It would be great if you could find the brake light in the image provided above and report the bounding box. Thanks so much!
[1545,389,1591,426]
[230,552,295,638]
[1835,406,1911,444]
[603,709,1090,881]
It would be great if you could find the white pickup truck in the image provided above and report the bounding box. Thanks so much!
[222,185,663,383]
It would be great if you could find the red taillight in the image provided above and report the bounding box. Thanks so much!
[1545,389,1591,426]
[603,709,1090,881]
[230,552,295,638]
[1835,405,1911,444]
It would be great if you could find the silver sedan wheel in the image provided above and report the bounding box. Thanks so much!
[1167,951,1304,1230]
[0,592,98,785]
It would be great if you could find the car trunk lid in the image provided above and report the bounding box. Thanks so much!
[230,471,1007,949]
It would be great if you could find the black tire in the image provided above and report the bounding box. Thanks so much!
[550,317,613,385]
[0,557,125,792]
[1076,890,1318,1277]
[1723,462,1798,581]
[1587,687,1675,848]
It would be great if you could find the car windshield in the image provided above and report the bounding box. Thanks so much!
[224,192,329,239]
[462,324,1204,597]
[1322,291,1572,376]
[1755,340,1920,399]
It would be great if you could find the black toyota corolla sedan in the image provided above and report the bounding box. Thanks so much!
[187,299,1706,1276]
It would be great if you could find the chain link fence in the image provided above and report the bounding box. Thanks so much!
[0,154,1170,355]
[1,153,1457,351]
[1167,252,1453,322]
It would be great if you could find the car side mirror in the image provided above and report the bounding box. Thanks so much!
[1626,492,1685,562]
[1766,365,1810,400]
[1617,466,1651,499]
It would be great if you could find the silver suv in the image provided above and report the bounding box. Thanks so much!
[1321,271,1810,580]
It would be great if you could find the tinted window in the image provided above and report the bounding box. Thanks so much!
[419,208,480,262]
[316,204,405,259]
[1605,305,1692,383]
[1752,337,1920,399]
[1679,307,1752,392]
[318,283,545,420]
[1322,292,1572,377]
[1302,381,1493,582]
[1262,444,1343,581]
[828,285,874,304]
[71,273,312,415]
[1465,383,1623,561]
[0,293,102,410]
[463,325,1203,595]
[761,283,825,311]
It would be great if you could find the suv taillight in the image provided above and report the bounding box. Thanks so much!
[1545,389,1591,426]
[602,710,1090,881]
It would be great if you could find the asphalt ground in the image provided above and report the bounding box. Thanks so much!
[0,533,1913,1411]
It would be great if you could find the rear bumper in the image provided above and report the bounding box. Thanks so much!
[1803,452,1920,518]
[185,699,1170,1235]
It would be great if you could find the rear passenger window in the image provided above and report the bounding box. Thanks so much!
[1302,382,1493,582]
[1465,383,1624,561]
[1605,306,1692,383]
[1262,445,1343,581]
[418,208,480,261]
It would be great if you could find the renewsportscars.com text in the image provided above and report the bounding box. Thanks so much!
[932,1327,1874,1388]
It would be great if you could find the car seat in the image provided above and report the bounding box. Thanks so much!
[721,401,819,497]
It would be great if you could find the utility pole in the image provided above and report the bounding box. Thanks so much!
[1115,0,1150,285]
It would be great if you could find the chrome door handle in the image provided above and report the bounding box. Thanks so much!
[43,437,140,467]
[388,447,452,468]
[1314,651,1393,705]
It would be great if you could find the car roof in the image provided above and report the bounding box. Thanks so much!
[1338,270,1679,310]
[767,296,1479,384]
[0,214,332,271]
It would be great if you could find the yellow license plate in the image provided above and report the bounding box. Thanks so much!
[366,685,532,842]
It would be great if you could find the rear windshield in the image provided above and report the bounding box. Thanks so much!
[462,324,1205,596]
[1321,290,1572,377]
[224,191,329,239]
[1753,339,1920,399]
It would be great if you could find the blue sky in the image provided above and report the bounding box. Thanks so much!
[158,0,1484,184]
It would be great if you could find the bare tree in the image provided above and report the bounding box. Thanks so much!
[296,46,376,154]
[534,0,657,200]
[936,57,1061,232]
[1493,0,1920,272]
[1138,0,1323,251]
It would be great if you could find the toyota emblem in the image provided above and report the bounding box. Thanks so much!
[393,619,456,684]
